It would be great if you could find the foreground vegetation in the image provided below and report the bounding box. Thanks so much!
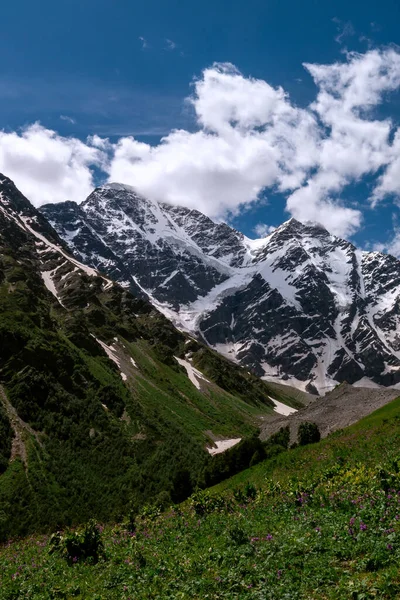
[2,397,400,599]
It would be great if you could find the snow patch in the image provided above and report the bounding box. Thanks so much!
[207,438,242,455]
[174,356,210,390]
[269,397,298,416]
[353,377,382,389]
[41,270,65,307]
[93,337,121,368]
[20,216,99,277]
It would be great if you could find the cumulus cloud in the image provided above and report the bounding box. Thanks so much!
[2,49,400,239]
[0,123,104,205]
[372,130,400,203]
[108,62,320,220]
[106,52,400,236]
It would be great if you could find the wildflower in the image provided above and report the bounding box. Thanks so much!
[266,534,273,540]
[387,544,393,551]
[385,528,395,534]
[359,522,367,531]
[277,569,283,579]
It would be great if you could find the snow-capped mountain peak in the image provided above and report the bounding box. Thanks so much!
[40,184,400,394]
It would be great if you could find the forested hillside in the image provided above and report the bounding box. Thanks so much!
[0,174,297,540]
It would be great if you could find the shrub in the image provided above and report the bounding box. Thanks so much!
[49,520,104,564]
[244,482,257,500]
[189,489,227,516]
[233,482,257,504]
[298,422,321,446]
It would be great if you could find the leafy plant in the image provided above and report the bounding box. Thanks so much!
[49,520,104,564]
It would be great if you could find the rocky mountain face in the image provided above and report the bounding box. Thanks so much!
[0,174,299,538]
[41,183,400,394]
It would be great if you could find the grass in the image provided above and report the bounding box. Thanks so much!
[126,339,270,441]
[2,397,400,599]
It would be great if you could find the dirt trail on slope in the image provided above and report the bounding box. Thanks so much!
[259,383,399,445]
[0,385,41,467]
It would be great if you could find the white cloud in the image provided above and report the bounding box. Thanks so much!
[60,115,76,124]
[108,62,320,220]
[0,123,104,205]
[285,177,362,237]
[253,223,276,237]
[165,38,177,50]
[2,50,400,240]
[139,36,149,50]
[86,134,113,151]
[332,18,355,45]
[289,49,400,233]
[372,130,400,203]
[107,53,400,236]
[373,227,400,257]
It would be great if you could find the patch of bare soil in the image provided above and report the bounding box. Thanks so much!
[0,385,42,467]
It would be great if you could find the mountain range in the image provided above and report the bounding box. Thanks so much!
[41,183,400,395]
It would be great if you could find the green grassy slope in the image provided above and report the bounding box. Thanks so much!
[3,396,400,599]
[0,175,300,540]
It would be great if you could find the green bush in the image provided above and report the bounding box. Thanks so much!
[298,422,321,446]
[49,520,104,564]
[189,489,228,516]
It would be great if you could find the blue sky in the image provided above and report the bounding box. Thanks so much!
[1,0,400,252]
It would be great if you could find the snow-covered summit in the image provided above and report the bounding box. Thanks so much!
[41,184,400,394]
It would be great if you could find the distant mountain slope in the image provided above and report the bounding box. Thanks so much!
[259,382,399,444]
[42,183,400,394]
[0,174,296,539]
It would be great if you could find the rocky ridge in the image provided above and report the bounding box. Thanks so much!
[41,183,400,394]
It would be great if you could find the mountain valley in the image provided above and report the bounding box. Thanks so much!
[0,174,300,539]
[2,173,400,598]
